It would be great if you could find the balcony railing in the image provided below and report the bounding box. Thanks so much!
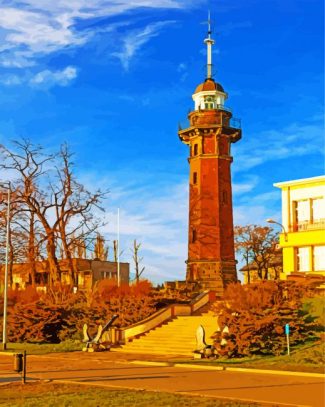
[290,220,325,232]
[179,115,241,131]
[216,104,232,113]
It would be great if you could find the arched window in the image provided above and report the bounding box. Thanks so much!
[193,172,197,185]
[192,229,197,243]
[193,144,198,155]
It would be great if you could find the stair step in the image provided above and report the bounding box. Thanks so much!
[117,303,219,356]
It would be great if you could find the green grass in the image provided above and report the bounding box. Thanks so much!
[173,341,325,373]
[2,340,82,355]
[303,296,325,323]
[0,382,255,407]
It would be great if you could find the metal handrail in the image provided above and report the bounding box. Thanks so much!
[216,104,232,112]
[179,118,241,131]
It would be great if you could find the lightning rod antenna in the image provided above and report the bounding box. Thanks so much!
[204,10,215,79]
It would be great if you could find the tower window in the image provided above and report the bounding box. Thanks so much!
[193,144,198,156]
[192,229,197,243]
[204,96,215,109]
[193,172,197,185]
[223,190,228,204]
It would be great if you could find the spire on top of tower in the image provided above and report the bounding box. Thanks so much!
[204,10,215,80]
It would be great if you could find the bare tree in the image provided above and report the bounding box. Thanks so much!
[53,144,107,284]
[93,233,108,261]
[0,139,107,287]
[131,239,145,283]
[112,240,123,263]
[234,225,279,281]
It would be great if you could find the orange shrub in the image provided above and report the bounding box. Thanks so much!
[212,281,320,358]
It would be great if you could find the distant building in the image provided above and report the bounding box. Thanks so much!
[0,258,129,291]
[274,175,325,278]
[240,250,283,284]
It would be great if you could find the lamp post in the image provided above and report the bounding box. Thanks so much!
[0,181,11,351]
[266,218,288,242]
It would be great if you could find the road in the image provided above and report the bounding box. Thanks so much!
[0,352,324,406]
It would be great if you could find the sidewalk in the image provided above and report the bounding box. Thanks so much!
[1,351,324,406]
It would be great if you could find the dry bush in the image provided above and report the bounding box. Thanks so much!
[3,279,172,343]
[211,281,320,358]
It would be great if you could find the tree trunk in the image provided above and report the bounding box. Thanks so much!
[59,223,76,286]
[45,231,60,286]
[28,213,37,287]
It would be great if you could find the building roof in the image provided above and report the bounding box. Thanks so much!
[274,175,325,189]
[194,78,224,94]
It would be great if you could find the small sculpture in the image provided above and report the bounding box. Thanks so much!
[194,325,214,358]
[82,314,118,352]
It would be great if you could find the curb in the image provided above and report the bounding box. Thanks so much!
[224,366,325,378]
[130,360,325,378]
[129,361,171,367]
[174,363,224,371]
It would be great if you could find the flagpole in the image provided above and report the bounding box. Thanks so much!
[117,208,120,287]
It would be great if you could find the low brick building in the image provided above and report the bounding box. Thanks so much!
[0,258,129,291]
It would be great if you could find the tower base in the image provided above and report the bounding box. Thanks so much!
[186,259,237,296]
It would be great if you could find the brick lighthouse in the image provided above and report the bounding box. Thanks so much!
[178,17,241,295]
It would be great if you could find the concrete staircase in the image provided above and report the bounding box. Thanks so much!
[113,312,219,357]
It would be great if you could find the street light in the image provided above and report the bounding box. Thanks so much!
[0,181,10,351]
[266,218,288,242]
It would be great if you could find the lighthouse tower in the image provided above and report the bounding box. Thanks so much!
[178,16,241,295]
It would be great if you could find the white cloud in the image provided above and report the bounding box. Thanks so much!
[233,120,324,172]
[0,74,23,86]
[78,173,188,283]
[177,62,188,82]
[0,66,77,88]
[111,21,175,70]
[30,66,77,87]
[233,175,259,194]
[0,1,198,69]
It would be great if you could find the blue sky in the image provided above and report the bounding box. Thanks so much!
[0,0,323,283]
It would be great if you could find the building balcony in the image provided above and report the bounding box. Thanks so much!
[279,226,325,247]
[178,112,241,131]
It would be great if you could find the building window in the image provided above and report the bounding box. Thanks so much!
[297,247,310,271]
[314,246,325,271]
[296,200,309,223]
[193,172,197,185]
[312,197,325,222]
[192,229,197,243]
[294,197,325,231]
[204,96,215,109]
[193,144,198,156]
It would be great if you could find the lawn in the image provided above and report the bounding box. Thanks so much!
[174,341,325,373]
[0,382,255,407]
[2,340,82,355]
